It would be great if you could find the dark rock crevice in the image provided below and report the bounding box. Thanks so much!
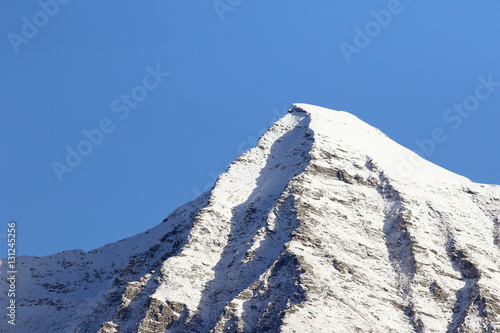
[376,170,423,333]
[427,203,494,333]
[445,238,493,333]
[240,252,306,332]
[494,216,500,248]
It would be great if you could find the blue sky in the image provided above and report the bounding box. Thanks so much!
[1,1,499,256]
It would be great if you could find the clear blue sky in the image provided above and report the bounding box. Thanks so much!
[2,1,499,256]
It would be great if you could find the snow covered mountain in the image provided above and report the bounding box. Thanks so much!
[2,104,500,333]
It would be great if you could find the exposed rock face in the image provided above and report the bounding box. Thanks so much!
[1,104,499,332]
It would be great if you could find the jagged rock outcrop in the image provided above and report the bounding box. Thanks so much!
[1,104,499,332]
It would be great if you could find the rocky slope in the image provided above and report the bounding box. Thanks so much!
[1,104,499,333]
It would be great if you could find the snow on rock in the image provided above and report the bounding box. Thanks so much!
[1,104,499,333]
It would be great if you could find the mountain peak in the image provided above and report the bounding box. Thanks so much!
[291,102,354,116]
[291,103,470,186]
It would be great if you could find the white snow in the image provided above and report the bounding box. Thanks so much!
[293,103,471,186]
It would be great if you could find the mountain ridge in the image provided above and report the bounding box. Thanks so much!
[1,104,499,332]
